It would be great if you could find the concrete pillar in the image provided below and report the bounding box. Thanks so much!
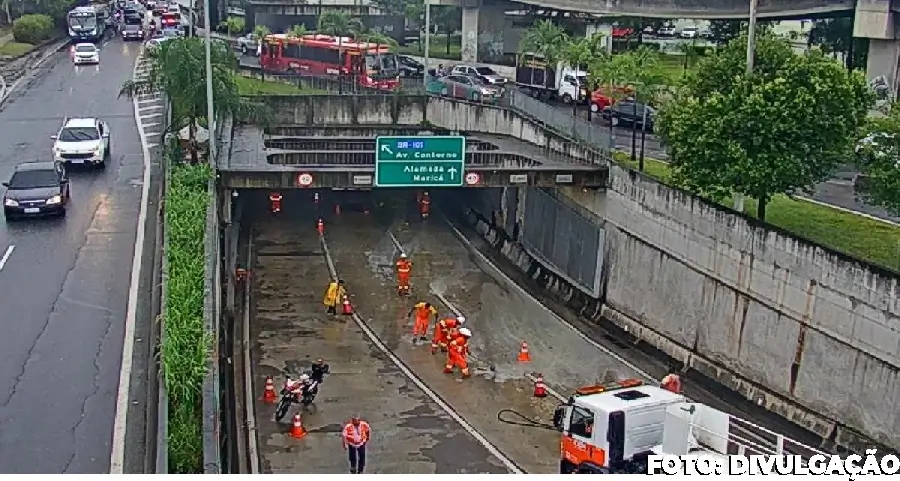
[853,0,899,101]
[461,6,479,62]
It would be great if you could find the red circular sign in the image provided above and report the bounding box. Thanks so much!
[464,172,481,185]
[297,173,313,187]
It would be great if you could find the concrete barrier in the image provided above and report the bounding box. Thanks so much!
[461,166,900,453]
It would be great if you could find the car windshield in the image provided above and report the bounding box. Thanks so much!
[475,67,496,75]
[59,126,99,141]
[75,45,96,53]
[8,170,58,189]
[68,14,97,30]
[471,77,491,87]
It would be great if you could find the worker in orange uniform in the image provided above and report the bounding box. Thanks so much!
[342,415,371,474]
[444,327,472,378]
[431,316,464,355]
[419,191,431,219]
[269,191,283,214]
[395,253,411,296]
[407,301,438,342]
[661,372,682,394]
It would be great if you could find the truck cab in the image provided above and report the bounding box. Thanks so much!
[515,53,588,104]
[551,379,829,474]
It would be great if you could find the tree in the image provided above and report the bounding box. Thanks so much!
[432,6,460,55]
[560,33,605,113]
[519,19,570,88]
[224,16,245,36]
[357,29,398,47]
[656,33,873,220]
[808,16,868,70]
[118,38,269,164]
[317,11,362,37]
[855,109,900,215]
[253,24,269,39]
[614,47,668,166]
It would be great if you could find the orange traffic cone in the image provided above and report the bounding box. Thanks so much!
[290,413,307,439]
[517,342,531,362]
[533,373,547,398]
[334,203,341,215]
[262,376,277,403]
[317,218,324,235]
[342,295,353,315]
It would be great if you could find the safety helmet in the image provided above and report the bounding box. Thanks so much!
[400,253,407,258]
[299,374,310,382]
[315,357,324,364]
[457,316,466,324]
[458,327,472,338]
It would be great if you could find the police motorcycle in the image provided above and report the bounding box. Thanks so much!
[274,363,329,421]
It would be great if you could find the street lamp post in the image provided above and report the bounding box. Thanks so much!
[423,0,431,91]
[203,0,215,163]
[733,0,758,212]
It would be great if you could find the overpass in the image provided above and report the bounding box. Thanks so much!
[217,96,608,190]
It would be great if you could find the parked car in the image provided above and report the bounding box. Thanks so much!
[657,24,676,37]
[680,26,700,39]
[427,74,503,102]
[398,55,424,78]
[601,98,655,131]
[450,64,508,86]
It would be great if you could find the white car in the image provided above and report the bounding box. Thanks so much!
[145,36,173,51]
[72,43,100,65]
[680,27,700,39]
[51,117,111,169]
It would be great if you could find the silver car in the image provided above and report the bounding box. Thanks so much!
[450,64,508,86]
[436,74,503,103]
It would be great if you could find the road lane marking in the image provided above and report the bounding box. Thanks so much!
[319,234,525,474]
[110,53,154,474]
[0,245,15,271]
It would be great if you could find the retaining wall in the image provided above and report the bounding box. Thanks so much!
[463,166,900,453]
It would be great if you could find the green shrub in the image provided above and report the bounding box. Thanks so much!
[13,14,55,45]
[163,143,212,473]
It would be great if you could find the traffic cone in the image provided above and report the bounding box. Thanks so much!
[342,295,353,315]
[533,373,547,398]
[517,342,531,362]
[262,376,276,403]
[290,413,307,439]
[317,218,324,235]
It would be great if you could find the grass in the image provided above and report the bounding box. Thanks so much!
[163,145,213,473]
[397,35,462,61]
[0,41,35,57]
[658,54,698,83]
[235,75,321,95]
[615,154,900,271]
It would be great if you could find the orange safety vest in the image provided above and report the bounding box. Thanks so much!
[661,374,682,394]
[396,259,411,274]
[342,421,371,448]
[449,336,468,355]
[415,302,436,320]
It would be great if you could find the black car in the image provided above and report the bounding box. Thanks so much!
[601,98,656,131]
[398,55,424,78]
[3,162,70,219]
[122,23,145,40]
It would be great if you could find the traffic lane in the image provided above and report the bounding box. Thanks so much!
[545,102,668,159]
[251,211,509,474]
[0,38,143,473]
[324,208,561,474]
[807,178,900,223]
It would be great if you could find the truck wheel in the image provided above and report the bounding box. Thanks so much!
[562,93,573,104]
[241,45,247,55]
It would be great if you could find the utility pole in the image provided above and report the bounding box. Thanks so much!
[423,0,431,91]
[733,0,758,213]
[203,0,215,163]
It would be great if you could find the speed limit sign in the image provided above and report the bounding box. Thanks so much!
[464,172,480,185]
[297,173,313,187]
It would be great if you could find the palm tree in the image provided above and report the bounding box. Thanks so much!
[356,30,397,47]
[317,11,363,81]
[253,24,270,40]
[289,23,308,61]
[118,38,269,164]
[561,33,606,117]
[519,19,569,91]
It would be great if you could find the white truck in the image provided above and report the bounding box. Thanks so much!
[515,53,589,104]
[552,379,832,474]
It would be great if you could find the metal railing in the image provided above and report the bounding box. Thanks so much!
[506,90,614,153]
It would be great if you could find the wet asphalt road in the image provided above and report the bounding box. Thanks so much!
[249,204,512,474]
[0,39,144,472]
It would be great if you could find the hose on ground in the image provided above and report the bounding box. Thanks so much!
[496,409,557,431]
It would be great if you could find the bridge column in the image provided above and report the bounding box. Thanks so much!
[459,0,516,64]
[461,3,479,62]
[854,0,899,101]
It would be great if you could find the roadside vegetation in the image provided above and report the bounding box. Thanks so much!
[162,140,212,473]
[0,40,32,56]
[10,13,54,47]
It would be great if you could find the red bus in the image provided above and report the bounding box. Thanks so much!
[260,33,400,90]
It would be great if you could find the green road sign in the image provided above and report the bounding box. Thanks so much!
[375,136,466,187]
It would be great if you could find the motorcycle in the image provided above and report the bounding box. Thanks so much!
[274,377,319,421]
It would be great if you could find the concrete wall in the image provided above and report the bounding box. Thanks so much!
[462,166,900,453]
[266,95,609,165]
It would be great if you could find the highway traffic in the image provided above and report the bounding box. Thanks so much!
[0,38,146,472]
[241,190,826,473]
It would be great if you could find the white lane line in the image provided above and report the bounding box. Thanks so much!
[110,53,154,474]
[0,245,15,271]
[320,234,525,474]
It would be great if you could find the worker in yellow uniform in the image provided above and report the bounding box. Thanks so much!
[407,301,438,342]
[323,279,346,315]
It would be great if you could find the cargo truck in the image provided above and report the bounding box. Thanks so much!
[515,53,589,105]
